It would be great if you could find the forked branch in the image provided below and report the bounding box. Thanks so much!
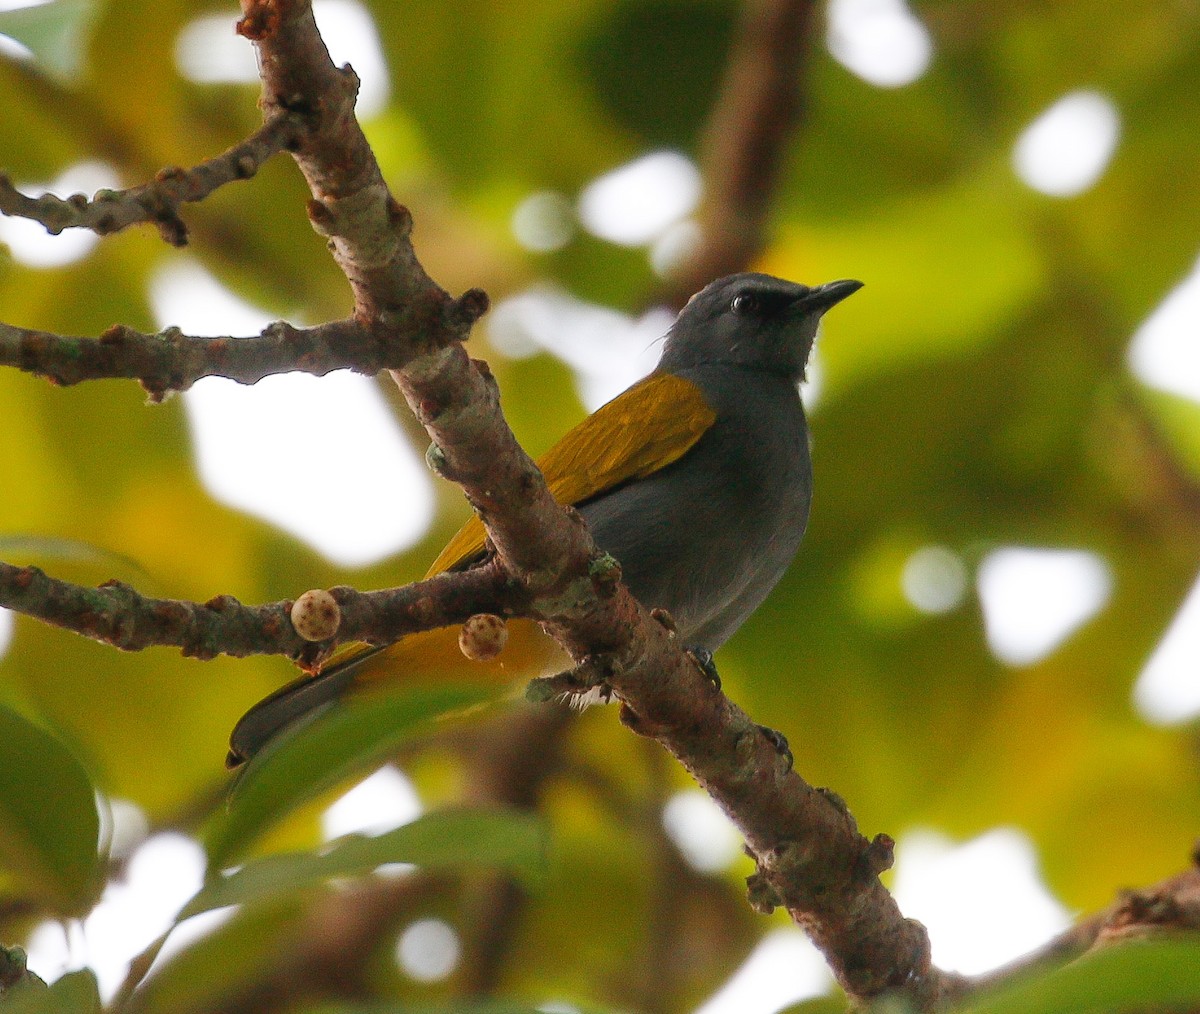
[0,111,303,247]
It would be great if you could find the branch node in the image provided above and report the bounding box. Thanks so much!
[236,3,280,42]
[386,196,412,237]
[817,785,852,820]
[745,869,782,915]
[425,442,452,478]
[204,593,241,612]
[527,656,615,704]
[412,594,437,626]
[448,288,490,328]
[587,552,623,593]
[649,607,678,636]
[306,198,337,236]
[338,62,361,99]
[13,565,40,589]
[859,833,896,879]
[469,357,501,402]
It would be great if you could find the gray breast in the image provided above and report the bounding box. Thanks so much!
[578,365,811,650]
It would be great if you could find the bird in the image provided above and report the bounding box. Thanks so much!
[227,272,862,766]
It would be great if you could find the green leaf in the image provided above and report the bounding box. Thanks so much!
[0,0,97,82]
[0,704,101,915]
[203,686,488,868]
[959,938,1200,1014]
[182,807,546,918]
[0,969,101,1014]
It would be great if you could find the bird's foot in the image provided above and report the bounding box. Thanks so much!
[686,646,721,691]
[757,724,793,771]
[526,655,616,708]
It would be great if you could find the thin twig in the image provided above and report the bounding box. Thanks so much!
[0,559,516,668]
[0,111,302,247]
[0,316,416,400]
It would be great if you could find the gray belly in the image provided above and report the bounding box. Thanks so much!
[578,370,811,650]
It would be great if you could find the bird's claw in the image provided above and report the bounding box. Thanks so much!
[686,646,721,691]
[758,724,793,770]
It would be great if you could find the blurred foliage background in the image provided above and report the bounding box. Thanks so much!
[0,0,1199,1011]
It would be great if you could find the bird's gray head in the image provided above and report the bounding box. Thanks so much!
[658,273,862,380]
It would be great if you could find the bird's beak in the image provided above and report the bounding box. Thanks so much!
[802,279,864,315]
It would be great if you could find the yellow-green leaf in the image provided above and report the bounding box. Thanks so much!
[0,704,101,916]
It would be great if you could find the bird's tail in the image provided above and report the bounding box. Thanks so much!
[225,646,383,767]
[225,619,571,767]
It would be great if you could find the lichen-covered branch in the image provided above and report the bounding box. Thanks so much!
[0,111,302,247]
[0,316,422,400]
[0,559,516,668]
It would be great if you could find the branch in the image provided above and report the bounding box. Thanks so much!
[450,706,575,998]
[235,1,486,347]
[396,348,943,1000]
[234,1,945,1005]
[0,317,435,400]
[527,601,946,1002]
[0,1,936,1005]
[0,111,302,247]
[0,559,515,668]
[664,0,819,303]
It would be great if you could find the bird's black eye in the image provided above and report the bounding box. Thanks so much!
[730,293,759,315]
